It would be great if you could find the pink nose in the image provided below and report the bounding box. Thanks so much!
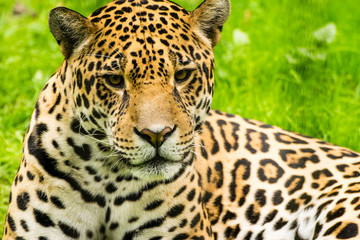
[134,125,176,148]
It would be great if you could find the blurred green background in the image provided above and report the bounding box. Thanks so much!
[1,0,359,235]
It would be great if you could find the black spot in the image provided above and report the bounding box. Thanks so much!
[105,6,117,12]
[187,189,196,201]
[173,185,186,197]
[110,222,119,230]
[59,221,80,238]
[263,210,278,224]
[146,37,155,44]
[170,12,179,19]
[202,191,212,204]
[17,192,30,211]
[336,223,358,239]
[97,39,107,48]
[190,213,200,227]
[88,62,94,71]
[285,199,299,213]
[48,93,61,114]
[91,6,106,17]
[245,204,260,224]
[128,217,139,223]
[126,191,142,201]
[351,197,360,205]
[146,5,159,10]
[140,217,165,231]
[145,199,164,211]
[326,207,345,222]
[180,33,189,41]
[222,211,237,224]
[36,123,48,136]
[50,196,66,209]
[7,214,16,231]
[100,224,105,233]
[35,101,40,119]
[120,35,130,42]
[105,207,111,223]
[274,218,288,230]
[84,75,95,94]
[105,182,118,193]
[313,222,323,239]
[86,230,93,238]
[76,69,83,89]
[224,224,240,239]
[255,189,266,207]
[34,209,55,227]
[26,171,35,180]
[244,231,253,240]
[160,39,169,46]
[173,234,189,240]
[56,113,62,120]
[167,204,185,217]
[20,219,29,232]
[122,42,132,50]
[272,190,283,205]
[324,222,342,236]
[66,138,92,161]
[214,161,224,188]
[122,7,132,12]
[104,29,112,36]
[255,230,265,240]
[150,237,162,240]
[82,93,90,108]
[36,190,48,202]
[114,196,125,206]
[85,166,97,175]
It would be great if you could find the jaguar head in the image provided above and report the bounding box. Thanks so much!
[49,0,230,179]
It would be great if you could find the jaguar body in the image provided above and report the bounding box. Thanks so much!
[3,0,360,239]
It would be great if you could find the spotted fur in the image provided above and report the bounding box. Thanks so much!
[3,0,360,239]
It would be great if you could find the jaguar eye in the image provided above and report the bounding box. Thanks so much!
[104,74,125,88]
[174,69,193,83]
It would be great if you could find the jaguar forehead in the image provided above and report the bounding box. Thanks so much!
[88,0,190,36]
[85,1,195,75]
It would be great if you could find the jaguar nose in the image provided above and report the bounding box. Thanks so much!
[134,125,177,148]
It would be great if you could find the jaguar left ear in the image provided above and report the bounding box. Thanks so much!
[191,0,230,47]
[49,7,97,59]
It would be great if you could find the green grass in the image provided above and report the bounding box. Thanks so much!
[212,0,360,148]
[0,0,359,236]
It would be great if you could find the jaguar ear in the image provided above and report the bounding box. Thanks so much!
[49,7,96,59]
[191,0,230,47]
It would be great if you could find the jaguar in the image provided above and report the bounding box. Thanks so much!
[3,0,360,239]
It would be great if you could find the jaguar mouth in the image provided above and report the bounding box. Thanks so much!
[121,151,193,180]
[130,154,176,168]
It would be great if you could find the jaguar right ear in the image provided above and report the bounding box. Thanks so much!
[191,0,231,47]
[49,7,96,59]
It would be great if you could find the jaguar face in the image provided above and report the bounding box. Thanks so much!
[49,0,229,179]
